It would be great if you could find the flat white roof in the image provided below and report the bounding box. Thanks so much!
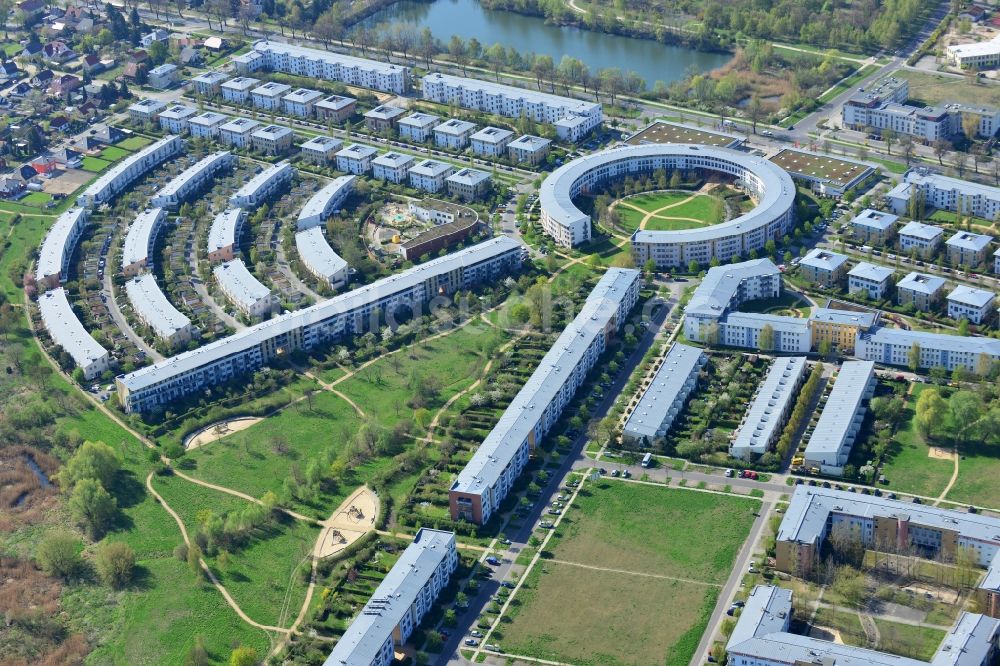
[800,248,847,272]
[364,104,404,119]
[191,70,228,84]
[947,34,1000,57]
[300,136,342,151]
[899,220,945,242]
[906,168,1000,203]
[803,360,874,461]
[298,175,355,226]
[125,273,191,338]
[189,111,229,127]
[434,118,476,135]
[947,231,993,252]
[219,117,260,133]
[232,160,293,203]
[208,208,245,253]
[129,97,165,112]
[296,227,346,278]
[508,134,551,151]
[399,112,440,128]
[948,284,995,308]
[283,87,322,103]
[119,237,521,393]
[897,271,946,295]
[221,76,259,91]
[848,261,894,283]
[159,103,195,120]
[251,39,407,75]
[122,208,166,268]
[251,124,293,140]
[251,81,291,97]
[686,259,779,319]
[38,287,107,369]
[409,159,453,178]
[316,94,356,109]
[470,126,514,143]
[447,168,489,186]
[152,151,231,202]
[852,208,898,230]
[623,343,705,439]
[372,151,414,168]
[423,72,600,115]
[338,143,377,160]
[451,269,639,497]
[36,208,87,282]
[214,258,271,308]
[730,357,807,455]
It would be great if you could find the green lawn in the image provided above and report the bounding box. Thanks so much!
[874,619,947,661]
[946,439,1000,509]
[880,384,954,499]
[615,191,725,231]
[82,156,112,172]
[500,482,753,665]
[118,136,154,151]
[896,70,1000,108]
[99,146,132,162]
[546,481,757,582]
[19,192,52,206]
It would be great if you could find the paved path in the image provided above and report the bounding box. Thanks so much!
[275,240,323,302]
[690,500,773,666]
[935,447,961,506]
[547,558,722,586]
[102,270,164,362]
[187,243,244,331]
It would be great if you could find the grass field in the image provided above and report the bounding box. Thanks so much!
[500,482,756,665]
[896,70,1000,108]
[874,619,947,661]
[880,384,954,499]
[498,562,718,666]
[945,439,1000,508]
[99,146,132,162]
[119,136,154,151]
[615,191,725,232]
[82,156,112,172]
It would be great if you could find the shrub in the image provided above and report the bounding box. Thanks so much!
[96,541,136,589]
[36,531,84,580]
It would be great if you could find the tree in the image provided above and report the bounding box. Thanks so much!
[907,342,921,372]
[148,39,168,66]
[687,259,699,273]
[949,390,985,446]
[758,324,775,351]
[36,531,84,579]
[899,135,915,165]
[915,388,947,439]
[933,139,949,165]
[59,440,120,490]
[955,151,969,178]
[229,647,258,666]
[958,318,970,337]
[70,478,118,538]
[96,541,136,588]
[882,128,896,155]
[188,541,204,581]
[962,112,981,140]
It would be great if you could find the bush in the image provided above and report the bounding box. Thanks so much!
[36,531,84,580]
[69,478,118,539]
[58,440,120,489]
[96,541,136,589]
[229,646,257,666]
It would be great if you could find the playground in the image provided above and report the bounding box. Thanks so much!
[315,485,380,558]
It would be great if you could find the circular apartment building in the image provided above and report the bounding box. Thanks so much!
[539,144,796,268]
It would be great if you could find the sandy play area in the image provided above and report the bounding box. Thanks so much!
[928,446,956,461]
[314,486,380,559]
[185,417,264,450]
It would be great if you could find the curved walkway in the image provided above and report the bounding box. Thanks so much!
[145,471,291,635]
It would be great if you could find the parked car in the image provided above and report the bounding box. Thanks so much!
[465,639,479,646]
[485,556,501,566]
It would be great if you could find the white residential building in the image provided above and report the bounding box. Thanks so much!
[230,160,295,208]
[372,152,415,184]
[397,112,440,142]
[295,226,348,289]
[898,220,945,257]
[220,77,259,104]
[116,238,522,413]
[896,272,946,310]
[730,356,808,460]
[299,136,343,165]
[948,285,996,324]
[125,273,194,346]
[38,288,109,380]
[422,72,601,139]
[718,312,812,353]
[296,175,355,231]
[77,135,183,208]
[35,208,89,290]
[336,144,377,175]
[508,134,551,165]
[851,208,898,245]
[148,63,178,89]
[847,262,894,300]
[218,118,261,149]
[323,529,457,666]
[622,343,705,445]
[188,111,229,139]
[409,159,455,193]
[121,207,168,277]
[207,208,246,264]
[214,258,276,319]
[889,169,1000,221]
[470,126,514,157]
[683,259,782,342]
[281,87,322,117]
[433,118,476,150]
[158,104,197,134]
[250,81,291,111]
[802,360,876,474]
[150,151,233,209]
[947,33,1000,69]
[856,326,1000,372]
[235,40,410,94]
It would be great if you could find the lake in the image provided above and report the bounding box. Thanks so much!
[356,0,731,88]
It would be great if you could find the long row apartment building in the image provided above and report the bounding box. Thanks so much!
[448,268,641,525]
[116,238,524,413]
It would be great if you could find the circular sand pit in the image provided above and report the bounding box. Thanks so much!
[928,446,956,461]
[184,417,264,450]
